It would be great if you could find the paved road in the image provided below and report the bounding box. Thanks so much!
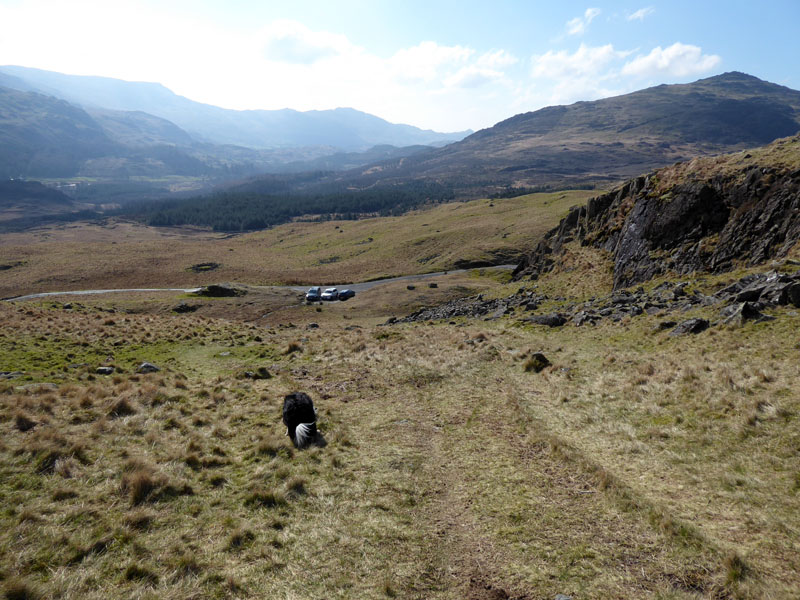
[3,265,515,302]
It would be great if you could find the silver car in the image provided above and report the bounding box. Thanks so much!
[321,287,339,301]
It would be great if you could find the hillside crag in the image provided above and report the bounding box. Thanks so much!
[513,136,800,290]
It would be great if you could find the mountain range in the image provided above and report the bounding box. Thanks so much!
[0,65,470,182]
[2,68,800,228]
[0,65,470,151]
[316,72,800,197]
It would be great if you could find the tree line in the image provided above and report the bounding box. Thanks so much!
[121,181,455,232]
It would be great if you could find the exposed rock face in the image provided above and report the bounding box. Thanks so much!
[514,139,800,290]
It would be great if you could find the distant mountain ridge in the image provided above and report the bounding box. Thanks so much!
[323,72,800,197]
[0,65,471,150]
[0,80,445,182]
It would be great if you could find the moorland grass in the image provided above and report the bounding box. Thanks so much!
[1,252,799,598]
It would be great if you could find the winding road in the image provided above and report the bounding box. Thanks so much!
[3,265,515,302]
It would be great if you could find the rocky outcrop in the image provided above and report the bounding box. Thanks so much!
[514,137,800,290]
[395,269,800,338]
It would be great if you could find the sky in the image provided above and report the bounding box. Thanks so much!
[0,0,798,132]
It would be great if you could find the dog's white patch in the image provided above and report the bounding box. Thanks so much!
[295,422,314,448]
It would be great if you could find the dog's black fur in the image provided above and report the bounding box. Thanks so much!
[282,392,317,449]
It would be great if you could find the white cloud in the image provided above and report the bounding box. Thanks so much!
[445,66,502,89]
[627,6,655,21]
[476,49,519,69]
[566,8,601,36]
[389,41,473,82]
[0,0,727,132]
[622,42,721,77]
[532,44,630,79]
[261,20,352,64]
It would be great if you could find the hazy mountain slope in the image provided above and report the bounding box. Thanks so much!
[331,73,800,196]
[0,65,471,150]
[87,108,195,147]
[0,86,115,177]
[274,144,433,173]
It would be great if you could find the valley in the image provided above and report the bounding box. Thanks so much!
[3,137,800,598]
[2,64,800,600]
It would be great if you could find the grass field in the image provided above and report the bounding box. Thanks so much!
[2,239,799,598]
[0,190,595,298]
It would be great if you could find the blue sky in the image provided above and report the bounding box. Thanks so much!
[0,0,797,131]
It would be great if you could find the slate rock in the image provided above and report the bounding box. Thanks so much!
[721,302,774,326]
[655,320,677,332]
[136,362,161,374]
[787,283,800,307]
[573,311,598,326]
[669,318,710,336]
[490,306,508,319]
[526,313,566,327]
[96,366,115,375]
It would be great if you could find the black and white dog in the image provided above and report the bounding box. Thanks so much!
[282,392,317,449]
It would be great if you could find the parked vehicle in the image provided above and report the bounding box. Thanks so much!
[321,287,339,301]
[305,287,321,302]
[338,289,356,301]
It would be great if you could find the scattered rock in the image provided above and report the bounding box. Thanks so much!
[0,371,24,380]
[488,306,508,320]
[669,318,710,336]
[428,282,438,288]
[573,311,598,326]
[525,313,566,327]
[136,362,161,374]
[96,366,115,375]
[15,412,37,432]
[196,283,247,297]
[787,283,800,307]
[525,352,551,373]
[15,383,58,393]
[173,302,200,313]
[721,301,775,326]
[307,323,319,329]
[243,367,272,380]
[654,320,677,332]
[407,285,416,290]
[554,595,573,600]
